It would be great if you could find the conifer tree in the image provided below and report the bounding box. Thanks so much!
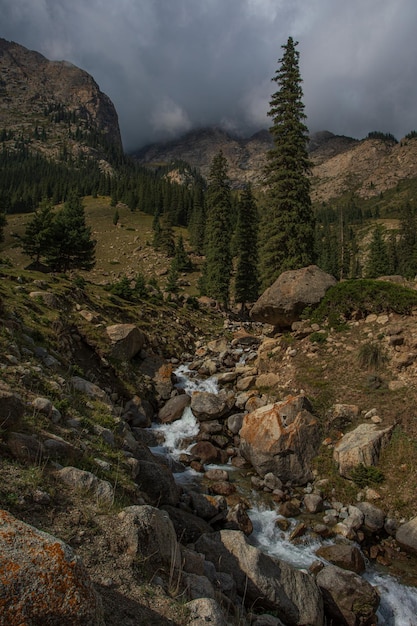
[259,37,315,289]
[46,193,95,272]
[201,151,232,307]
[173,234,192,272]
[21,198,55,264]
[366,224,389,278]
[188,184,206,253]
[397,202,417,278]
[234,183,259,309]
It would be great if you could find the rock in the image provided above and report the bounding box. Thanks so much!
[190,441,223,464]
[326,404,360,429]
[210,481,236,496]
[304,493,324,514]
[71,376,112,405]
[316,544,366,574]
[118,505,180,569]
[162,505,213,544]
[333,423,394,478]
[106,323,146,360]
[132,460,180,506]
[29,290,60,308]
[154,362,175,400]
[195,530,323,625]
[215,371,238,384]
[56,466,114,505]
[190,391,230,421]
[205,468,229,481]
[227,413,245,434]
[188,491,227,521]
[8,432,45,462]
[239,395,321,485]
[225,503,253,535]
[316,564,379,626]
[184,572,215,599]
[255,372,281,388]
[0,386,25,430]
[279,501,301,518]
[124,395,153,428]
[186,598,228,626]
[356,502,385,533]
[396,517,417,555]
[250,265,336,327]
[0,508,104,625]
[158,394,191,423]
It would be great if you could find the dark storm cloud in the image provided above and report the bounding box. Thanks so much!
[1,0,417,150]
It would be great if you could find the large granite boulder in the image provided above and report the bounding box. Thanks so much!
[0,509,104,625]
[250,265,336,327]
[195,530,323,625]
[316,564,379,626]
[158,394,191,423]
[239,395,321,485]
[333,423,394,478]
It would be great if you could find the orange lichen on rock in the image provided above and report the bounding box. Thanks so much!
[0,508,104,625]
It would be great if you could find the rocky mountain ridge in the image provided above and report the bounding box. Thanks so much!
[0,38,122,163]
[135,126,417,204]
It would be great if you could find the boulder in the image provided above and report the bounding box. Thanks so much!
[356,502,385,533]
[315,544,366,574]
[0,386,25,430]
[195,530,323,625]
[396,517,417,555]
[333,423,393,478]
[56,466,114,506]
[250,265,336,327]
[186,598,228,626]
[106,323,146,360]
[316,564,379,626]
[239,395,321,485]
[190,391,230,421]
[8,432,45,463]
[0,509,104,625]
[132,459,180,506]
[118,505,180,569]
[158,394,191,423]
[162,505,213,544]
[71,376,112,406]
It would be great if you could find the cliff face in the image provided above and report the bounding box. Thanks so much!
[0,38,122,160]
[135,126,417,202]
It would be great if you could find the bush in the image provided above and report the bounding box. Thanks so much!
[358,341,387,370]
[311,279,417,328]
[350,463,385,488]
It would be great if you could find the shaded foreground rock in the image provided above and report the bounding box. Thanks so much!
[239,395,321,485]
[0,508,104,626]
[195,530,323,625]
[106,323,146,360]
[250,265,336,327]
[316,564,379,626]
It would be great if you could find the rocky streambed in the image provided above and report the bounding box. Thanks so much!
[144,327,417,625]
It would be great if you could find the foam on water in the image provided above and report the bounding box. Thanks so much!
[174,364,219,394]
[366,571,417,625]
[151,406,199,459]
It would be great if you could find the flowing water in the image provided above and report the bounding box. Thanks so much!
[150,364,417,625]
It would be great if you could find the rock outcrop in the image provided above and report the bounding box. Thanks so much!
[250,265,336,327]
[0,38,122,160]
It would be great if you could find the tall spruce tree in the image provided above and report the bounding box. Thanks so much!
[366,224,389,278]
[259,37,315,289]
[234,183,259,309]
[201,151,232,307]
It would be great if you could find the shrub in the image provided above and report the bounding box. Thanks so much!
[311,279,417,328]
[350,463,385,488]
[358,341,387,370]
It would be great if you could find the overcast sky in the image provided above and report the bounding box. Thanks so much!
[1,0,417,151]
